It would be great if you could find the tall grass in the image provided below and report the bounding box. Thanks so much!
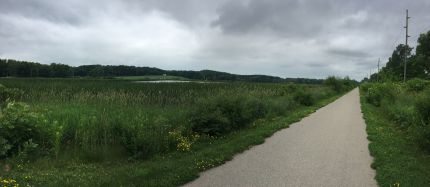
[0,78,341,161]
[0,77,354,186]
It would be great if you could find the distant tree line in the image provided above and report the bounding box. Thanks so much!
[0,59,325,84]
[367,30,430,82]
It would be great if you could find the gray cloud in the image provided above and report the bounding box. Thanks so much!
[0,0,94,25]
[211,0,338,38]
[0,0,430,80]
[327,48,370,58]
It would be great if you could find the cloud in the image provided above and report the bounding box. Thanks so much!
[211,0,337,38]
[0,0,430,80]
[0,4,199,69]
[327,48,370,58]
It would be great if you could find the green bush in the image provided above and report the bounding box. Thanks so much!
[365,87,383,107]
[293,90,315,106]
[324,76,343,92]
[324,76,357,93]
[190,95,267,136]
[363,83,430,154]
[0,101,52,158]
[406,78,429,92]
[365,83,398,107]
[385,103,417,129]
[415,90,430,125]
[311,89,335,101]
[360,83,372,93]
[265,96,298,117]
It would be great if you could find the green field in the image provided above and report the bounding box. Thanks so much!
[0,77,353,186]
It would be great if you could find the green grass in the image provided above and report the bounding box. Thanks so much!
[360,89,430,187]
[114,75,190,81]
[1,92,343,187]
[0,78,352,186]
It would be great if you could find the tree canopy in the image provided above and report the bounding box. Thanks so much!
[0,59,325,84]
[369,30,430,82]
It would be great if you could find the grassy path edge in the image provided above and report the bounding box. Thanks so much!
[359,89,430,187]
[162,90,350,187]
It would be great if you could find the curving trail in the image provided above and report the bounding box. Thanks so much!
[184,88,376,187]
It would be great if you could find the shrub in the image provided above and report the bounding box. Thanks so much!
[406,78,429,92]
[0,101,52,158]
[360,83,372,93]
[385,103,417,129]
[265,96,298,117]
[293,90,315,106]
[340,77,357,90]
[190,95,267,136]
[365,83,398,107]
[324,76,343,92]
[324,76,357,93]
[311,88,335,101]
[415,90,430,125]
[365,87,382,106]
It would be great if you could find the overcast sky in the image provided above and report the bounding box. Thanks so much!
[1,0,429,80]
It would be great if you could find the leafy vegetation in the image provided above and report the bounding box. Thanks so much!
[324,76,356,93]
[368,30,430,82]
[190,95,269,135]
[0,102,53,159]
[363,83,397,107]
[406,78,429,92]
[0,77,353,186]
[359,30,430,187]
[360,81,430,186]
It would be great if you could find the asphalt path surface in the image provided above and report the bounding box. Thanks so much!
[184,88,377,187]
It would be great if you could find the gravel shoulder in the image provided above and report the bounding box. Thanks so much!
[184,88,376,187]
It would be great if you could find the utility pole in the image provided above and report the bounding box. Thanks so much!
[369,69,372,82]
[403,9,410,82]
[377,58,380,82]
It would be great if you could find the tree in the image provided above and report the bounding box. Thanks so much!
[383,44,413,81]
[0,59,7,77]
[89,66,106,77]
[50,63,73,77]
[416,31,430,78]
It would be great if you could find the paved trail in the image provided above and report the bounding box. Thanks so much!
[184,88,376,187]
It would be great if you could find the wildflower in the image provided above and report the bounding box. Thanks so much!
[0,177,19,187]
[169,130,199,151]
